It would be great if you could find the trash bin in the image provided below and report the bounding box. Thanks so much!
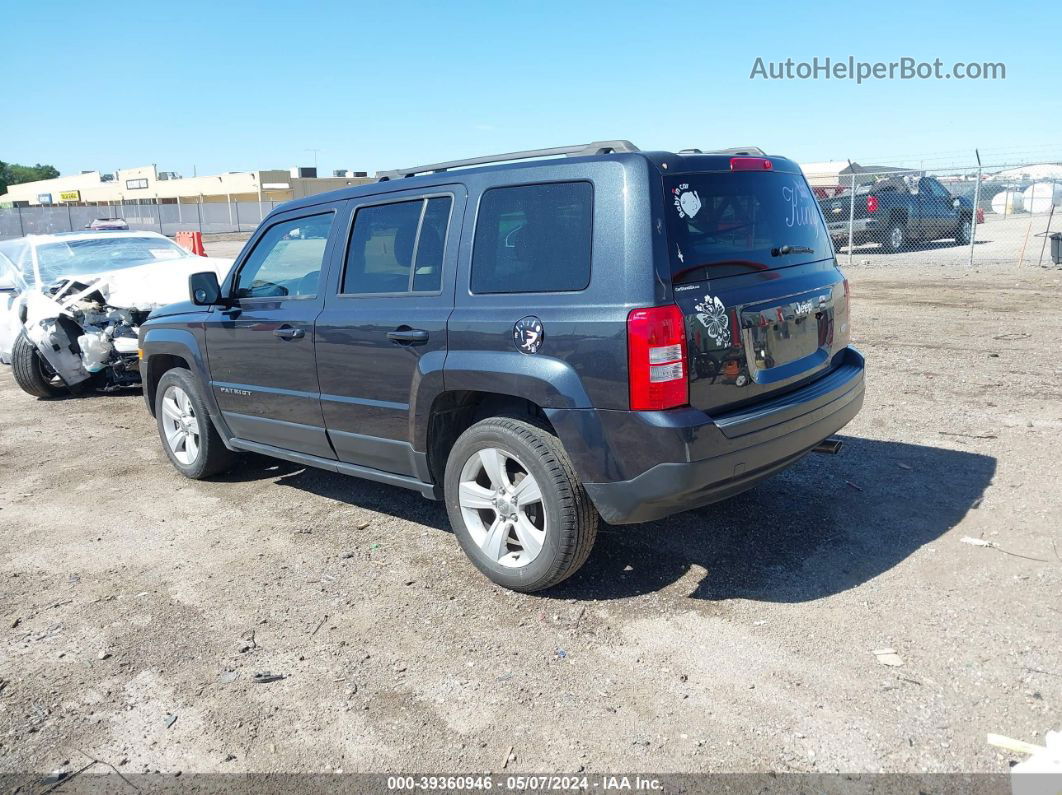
[1052,233,1062,265]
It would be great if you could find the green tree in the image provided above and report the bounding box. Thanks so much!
[0,161,61,195]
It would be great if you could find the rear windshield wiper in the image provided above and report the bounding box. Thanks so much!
[771,245,815,257]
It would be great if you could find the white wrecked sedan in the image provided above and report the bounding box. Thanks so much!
[0,232,232,398]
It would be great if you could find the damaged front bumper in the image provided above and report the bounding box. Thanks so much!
[15,279,150,389]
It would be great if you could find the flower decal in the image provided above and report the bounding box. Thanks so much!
[694,295,731,347]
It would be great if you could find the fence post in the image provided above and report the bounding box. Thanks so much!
[67,203,73,232]
[196,199,203,236]
[17,206,24,237]
[155,199,163,233]
[968,149,981,267]
[234,200,241,233]
[847,171,856,267]
[1037,200,1055,267]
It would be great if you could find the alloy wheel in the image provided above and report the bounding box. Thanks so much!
[161,385,201,466]
[457,447,547,568]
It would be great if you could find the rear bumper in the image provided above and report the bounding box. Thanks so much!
[828,217,878,240]
[566,347,865,524]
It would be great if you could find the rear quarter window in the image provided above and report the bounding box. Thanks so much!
[471,181,592,294]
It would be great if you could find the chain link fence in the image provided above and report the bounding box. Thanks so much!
[0,200,281,240]
[3,160,1061,268]
[805,162,1062,268]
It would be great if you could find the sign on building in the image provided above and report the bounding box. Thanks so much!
[60,190,81,202]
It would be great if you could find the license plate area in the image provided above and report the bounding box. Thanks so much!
[741,289,834,385]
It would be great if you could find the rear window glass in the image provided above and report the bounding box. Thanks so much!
[471,182,592,294]
[664,172,832,281]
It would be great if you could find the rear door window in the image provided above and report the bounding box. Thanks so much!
[471,182,592,294]
[342,196,453,295]
[664,171,832,281]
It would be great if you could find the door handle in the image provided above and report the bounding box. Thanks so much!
[387,327,429,345]
[273,326,305,340]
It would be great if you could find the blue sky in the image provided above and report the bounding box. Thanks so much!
[3,0,1057,176]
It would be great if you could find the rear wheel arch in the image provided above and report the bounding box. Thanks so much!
[425,390,554,485]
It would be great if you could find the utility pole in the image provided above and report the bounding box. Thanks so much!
[305,148,321,173]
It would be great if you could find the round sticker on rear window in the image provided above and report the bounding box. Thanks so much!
[672,183,701,219]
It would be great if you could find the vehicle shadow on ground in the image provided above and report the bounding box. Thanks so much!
[218,454,454,532]
[38,387,141,402]
[215,436,995,604]
[551,435,995,602]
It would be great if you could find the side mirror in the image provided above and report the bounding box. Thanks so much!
[189,271,222,305]
[0,274,16,293]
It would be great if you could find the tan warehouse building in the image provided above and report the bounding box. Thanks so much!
[0,165,375,207]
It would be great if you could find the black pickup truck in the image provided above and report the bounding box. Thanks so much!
[819,175,974,252]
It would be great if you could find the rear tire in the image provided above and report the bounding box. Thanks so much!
[155,368,239,479]
[11,334,68,398]
[882,221,905,253]
[444,416,598,592]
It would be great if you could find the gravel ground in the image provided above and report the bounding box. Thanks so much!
[0,259,1060,783]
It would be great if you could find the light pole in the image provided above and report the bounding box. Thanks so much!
[305,148,321,174]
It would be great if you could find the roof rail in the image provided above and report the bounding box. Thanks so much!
[376,140,640,179]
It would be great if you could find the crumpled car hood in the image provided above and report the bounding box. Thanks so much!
[4,253,234,388]
[53,255,234,310]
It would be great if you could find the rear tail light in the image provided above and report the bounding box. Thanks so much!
[628,305,688,410]
[866,195,879,213]
[730,157,772,171]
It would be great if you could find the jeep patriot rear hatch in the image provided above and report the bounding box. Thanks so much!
[661,157,850,416]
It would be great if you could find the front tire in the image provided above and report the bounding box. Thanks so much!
[11,334,68,398]
[444,416,598,592]
[955,216,972,245]
[155,368,238,479]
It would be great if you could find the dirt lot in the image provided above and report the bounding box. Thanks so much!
[1,259,1060,783]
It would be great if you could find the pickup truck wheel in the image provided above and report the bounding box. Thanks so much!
[955,217,972,245]
[155,368,238,479]
[883,222,905,252]
[444,417,598,592]
[11,334,68,398]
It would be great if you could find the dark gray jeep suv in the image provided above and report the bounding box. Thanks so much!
[139,141,865,591]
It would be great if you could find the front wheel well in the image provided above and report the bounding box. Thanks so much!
[425,391,553,485]
[144,353,191,415]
